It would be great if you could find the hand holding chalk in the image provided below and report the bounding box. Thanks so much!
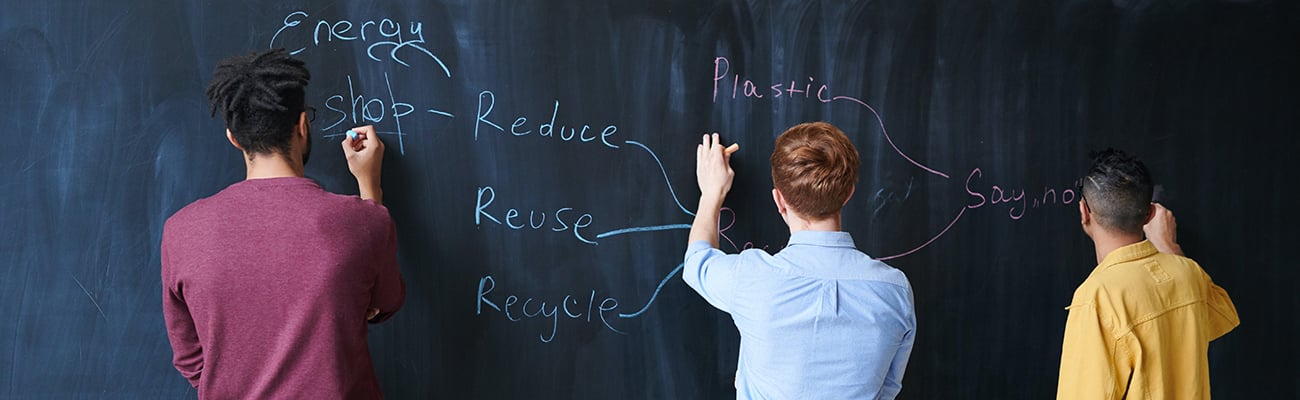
[724,143,740,156]
[1143,203,1183,256]
[341,125,385,204]
[696,133,735,202]
[344,129,368,153]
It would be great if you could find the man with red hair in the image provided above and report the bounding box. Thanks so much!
[684,122,916,399]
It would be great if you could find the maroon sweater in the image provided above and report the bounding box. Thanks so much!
[162,177,405,399]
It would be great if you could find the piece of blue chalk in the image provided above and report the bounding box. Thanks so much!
[346,130,358,140]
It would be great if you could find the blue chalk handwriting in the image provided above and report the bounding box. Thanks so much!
[474,90,620,149]
[270,11,451,75]
[319,73,454,155]
[476,275,626,343]
[474,185,597,245]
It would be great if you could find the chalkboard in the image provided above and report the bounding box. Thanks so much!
[2,1,1297,398]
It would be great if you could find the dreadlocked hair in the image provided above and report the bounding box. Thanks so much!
[205,48,311,156]
[1082,148,1154,235]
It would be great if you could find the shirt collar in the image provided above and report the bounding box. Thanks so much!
[787,230,857,249]
[237,176,320,188]
[1095,240,1159,271]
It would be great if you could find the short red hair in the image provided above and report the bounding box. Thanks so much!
[770,122,860,219]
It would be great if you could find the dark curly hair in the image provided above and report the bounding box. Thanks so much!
[205,48,311,157]
[1082,148,1153,235]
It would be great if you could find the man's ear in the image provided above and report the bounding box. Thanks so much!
[296,111,310,141]
[1079,198,1091,226]
[843,185,855,206]
[226,129,244,150]
[1145,203,1157,225]
[772,188,788,216]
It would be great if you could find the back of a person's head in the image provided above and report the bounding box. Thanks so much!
[1082,148,1153,235]
[770,122,860,219]
[206,48,311,157]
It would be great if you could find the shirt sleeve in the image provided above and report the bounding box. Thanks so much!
[160,233,203,388]
[681,240,741,313]
[879,288,917,400]
[367,214,406,323]
[1056,301,1130,400]
[1202,272,1240,340]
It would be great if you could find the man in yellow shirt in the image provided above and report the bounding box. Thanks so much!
[1058,149,1239,399]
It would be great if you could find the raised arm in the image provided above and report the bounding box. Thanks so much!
[1143,203,1183,256]
[688,133,737,248]
[342,125,385,205]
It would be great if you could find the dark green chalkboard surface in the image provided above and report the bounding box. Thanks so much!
[2,1,1296,398]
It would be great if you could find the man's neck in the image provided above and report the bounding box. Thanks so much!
[244,153,304,180]
[787,214,842,234]
[1092,230,1144,264]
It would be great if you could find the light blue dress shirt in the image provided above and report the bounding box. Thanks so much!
[683,231,916,400]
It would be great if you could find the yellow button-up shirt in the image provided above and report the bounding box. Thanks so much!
[1057,241,1239,399]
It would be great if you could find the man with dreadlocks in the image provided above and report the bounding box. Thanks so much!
[1057,149,1238,399]
[161,48,405,399]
